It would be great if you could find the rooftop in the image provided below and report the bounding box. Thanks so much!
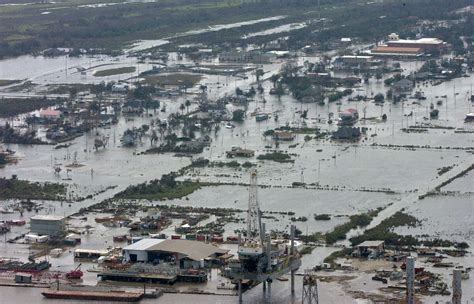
[123,238,165,251]
[356,240,385,247]
[30,215,65,221]
[372,46,422,54]
[125,239,229,261]
[388,38,443,45]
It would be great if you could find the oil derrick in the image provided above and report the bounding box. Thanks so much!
[225,170,302,303]
[246,170,263,245]
[302,269,319,304]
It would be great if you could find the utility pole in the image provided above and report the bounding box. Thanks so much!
[406,256,415,304]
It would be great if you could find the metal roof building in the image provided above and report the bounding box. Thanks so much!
[30,215,66,237]
[123,239,229,267]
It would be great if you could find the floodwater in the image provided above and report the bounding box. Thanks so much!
[1,45,473,303]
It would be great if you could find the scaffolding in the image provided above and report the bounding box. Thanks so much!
[302,269,319,304]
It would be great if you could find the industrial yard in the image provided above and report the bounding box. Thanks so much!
[0,0,473,303]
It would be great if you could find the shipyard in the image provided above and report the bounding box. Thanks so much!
[0,0,473,303]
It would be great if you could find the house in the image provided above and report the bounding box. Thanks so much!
[355,240,385,258]
[338,108,359,126]
[226,147,255,158]
[123,239,229,269]
[273,131,296,141]
[392,78,414,96]
[122,100,143,114]
[39,109,61,120]
[30,215,66,237]
[111,83,129,93]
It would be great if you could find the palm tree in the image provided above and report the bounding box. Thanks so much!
[185,99,191,113]
[179,103,185,115]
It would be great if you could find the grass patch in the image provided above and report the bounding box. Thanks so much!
[0,177,66,200]
[114,173,204,201]
[324,208,383,245]
[257,152,293,163]
[0,97,64,118]
[143,73,202,87]
[94,66,136,77]
[349,211,421,247]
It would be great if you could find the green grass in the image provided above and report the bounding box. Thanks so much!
[0,177,66,200]
[349,211,421,247]
[94,66,136,77]
[257,152,293,163]
[115,181,203,201]
[324,208,383,244]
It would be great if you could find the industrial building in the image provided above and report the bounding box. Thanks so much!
[371,33,445,57]
[122,239,229,269]
[371,46,423,57]
[29,215,66,237]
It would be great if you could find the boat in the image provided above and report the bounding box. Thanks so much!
[255,113,269,122]
[464,113,474,122]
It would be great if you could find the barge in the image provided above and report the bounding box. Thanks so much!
[41,289,144,302]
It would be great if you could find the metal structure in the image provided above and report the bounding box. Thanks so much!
[223,170,302,303]
[452,269,462,304]
[245,170,263,245]
[302,269,319,304]
[405,256,415,304]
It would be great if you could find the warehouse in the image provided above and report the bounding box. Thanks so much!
[30,215,66,237]
[123,239,229,269]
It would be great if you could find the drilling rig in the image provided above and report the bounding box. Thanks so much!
[223,170,301,303]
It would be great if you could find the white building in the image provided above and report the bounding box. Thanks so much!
[30,215,66,236]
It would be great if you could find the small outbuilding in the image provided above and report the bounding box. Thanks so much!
[355,240,385,258]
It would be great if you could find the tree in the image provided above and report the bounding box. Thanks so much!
[69,87,78,100]
[263,129,274,138]
[256,69,264,82]
[160,173,176,188]
[185,99,191,113]
[232,109,245,122]
[375,70,382,82]
[179,103,185,115]
[270,74,280,87]
[374,93,385,103]
[235,87,243,96]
